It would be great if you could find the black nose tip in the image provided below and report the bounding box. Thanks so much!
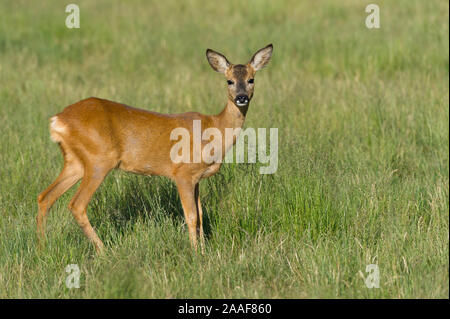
[235,95,249,104]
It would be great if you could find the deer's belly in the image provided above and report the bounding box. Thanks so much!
[118,155,172,177]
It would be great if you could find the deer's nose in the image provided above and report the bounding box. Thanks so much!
[235,95,249,105]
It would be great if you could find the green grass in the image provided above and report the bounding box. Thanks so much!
[0,0,448,298]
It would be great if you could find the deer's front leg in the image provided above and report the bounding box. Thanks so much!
[176,178,198,250]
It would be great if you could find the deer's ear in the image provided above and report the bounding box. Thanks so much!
[249,44,273,71]
[206,49,231,74]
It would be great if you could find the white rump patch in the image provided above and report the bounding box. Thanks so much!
[49,116,67,142]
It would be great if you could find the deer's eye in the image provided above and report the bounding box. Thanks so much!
[227,80,234,85]
[248,79,254,84]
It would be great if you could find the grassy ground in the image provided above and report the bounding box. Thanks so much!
[0,0,448,298]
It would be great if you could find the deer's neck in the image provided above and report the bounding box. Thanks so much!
[215,98,248,132]
[213,98,248,156]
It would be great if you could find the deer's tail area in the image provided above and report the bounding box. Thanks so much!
[49,116,67,143]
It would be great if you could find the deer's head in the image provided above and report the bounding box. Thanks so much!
[206,44,273,107]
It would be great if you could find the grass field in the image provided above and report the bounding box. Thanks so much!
[0,0,448,298]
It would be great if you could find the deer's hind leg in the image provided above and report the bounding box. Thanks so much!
[37,144,83,242]
[68,162,115,253]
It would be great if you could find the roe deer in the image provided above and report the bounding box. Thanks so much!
[37,44,273,252]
